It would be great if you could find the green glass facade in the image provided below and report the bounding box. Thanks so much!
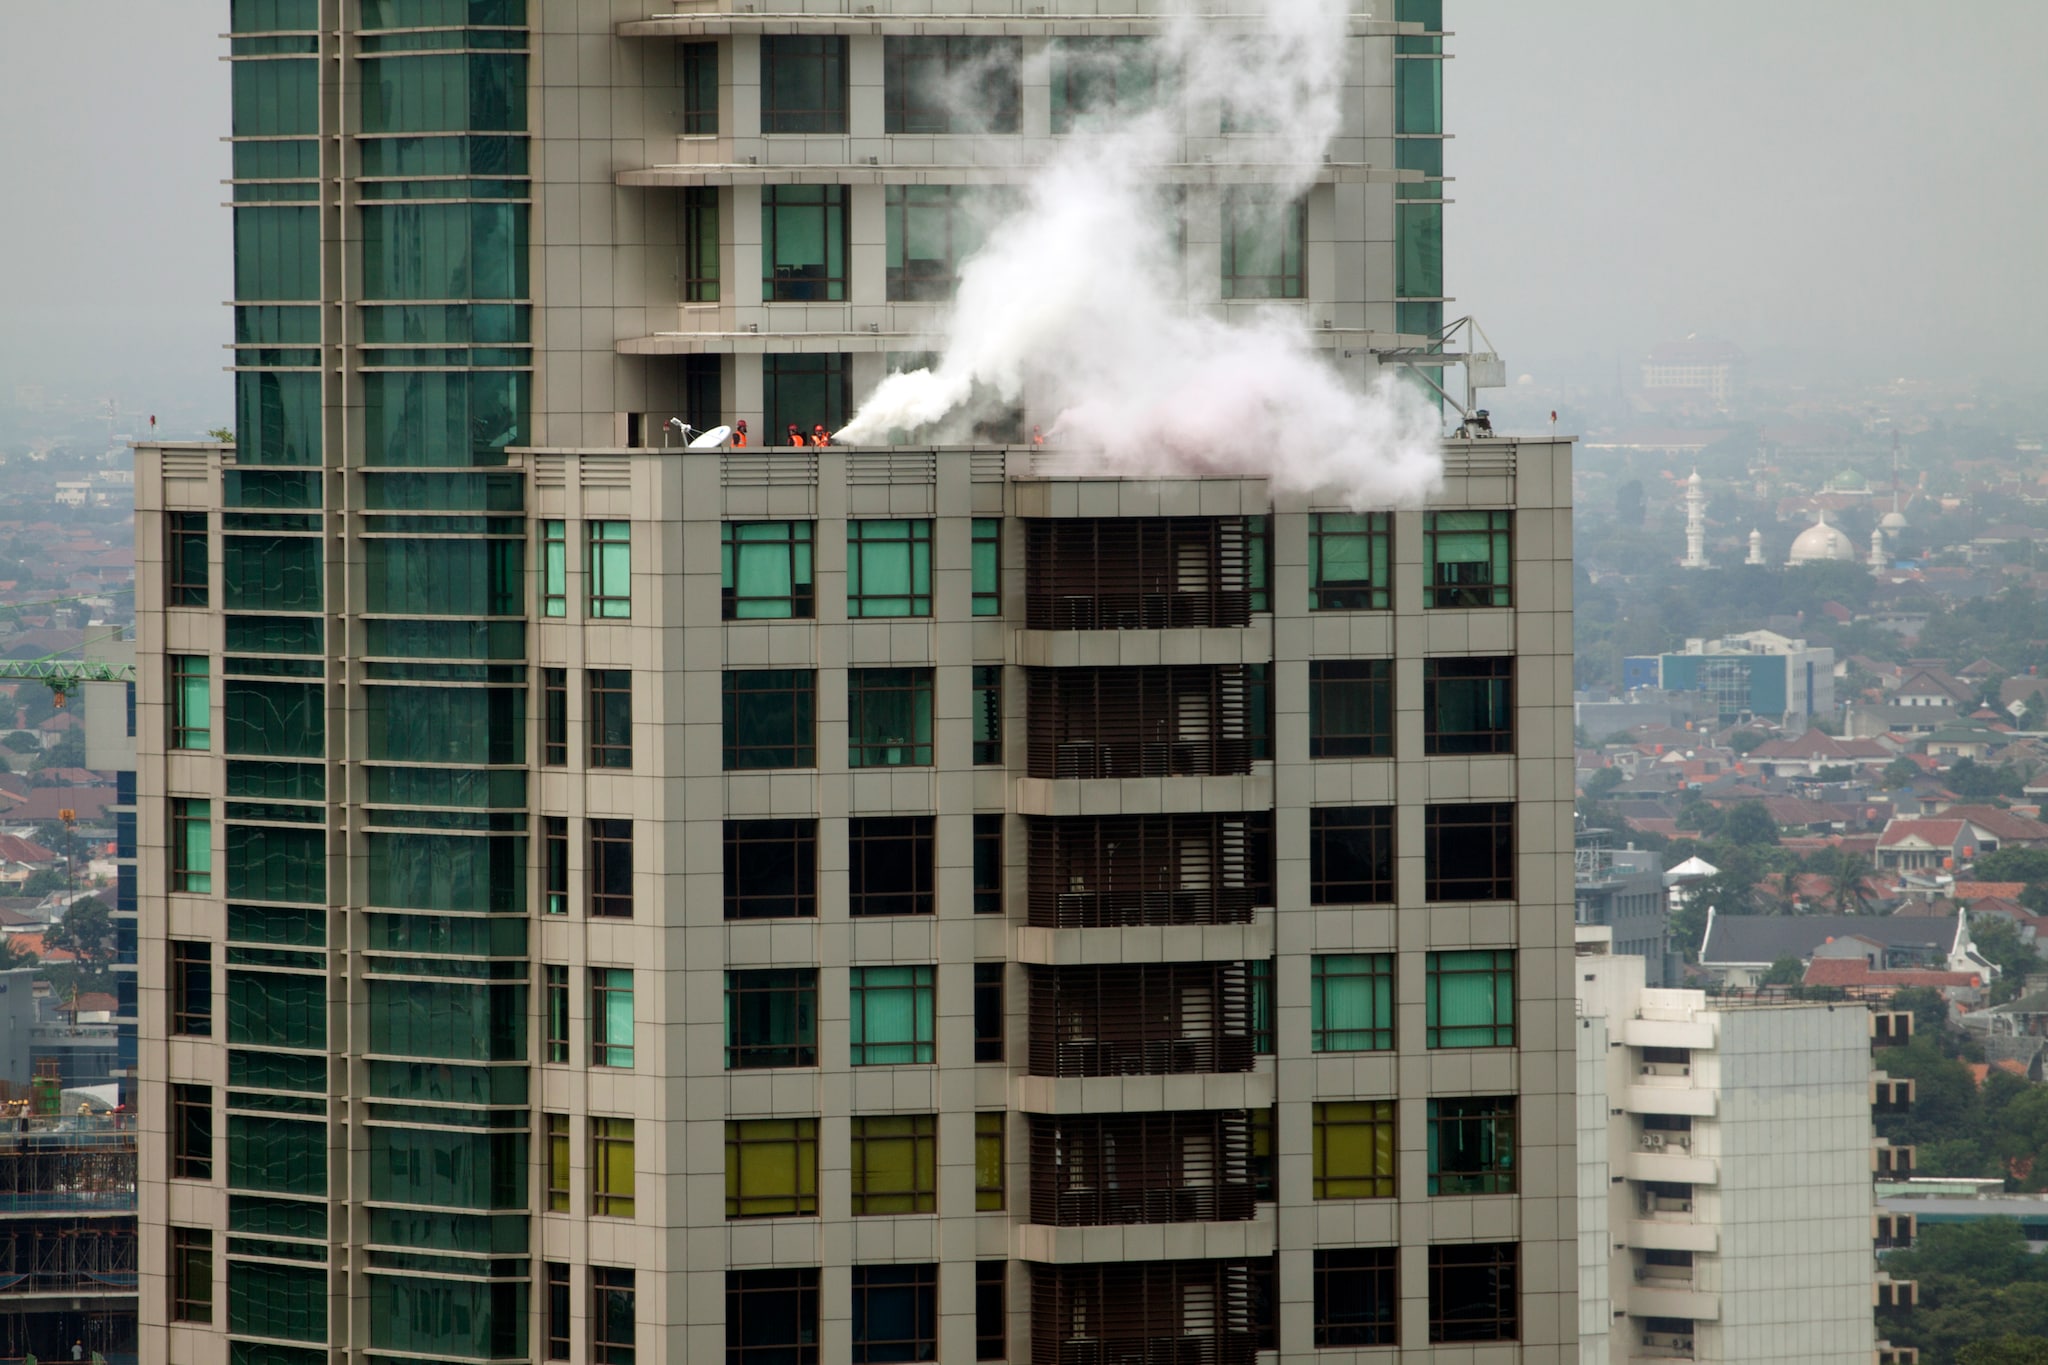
[1394,0,1445,339]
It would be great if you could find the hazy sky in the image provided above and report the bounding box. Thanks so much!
[2,1,2043,427]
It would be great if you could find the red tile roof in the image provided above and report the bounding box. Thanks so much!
[1878,819,1969,850]
[1803,957,1981,989]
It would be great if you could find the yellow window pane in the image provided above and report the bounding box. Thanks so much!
[976,1113,1005,1212]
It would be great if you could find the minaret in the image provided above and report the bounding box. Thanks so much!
[1747,528,1765,565]
[1870,525,1887,571]
[1682,468,1710,568]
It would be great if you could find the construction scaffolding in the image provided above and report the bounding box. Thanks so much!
[0,1115,136,1363]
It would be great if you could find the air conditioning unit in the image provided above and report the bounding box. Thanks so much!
[1643,1134,1667,1152]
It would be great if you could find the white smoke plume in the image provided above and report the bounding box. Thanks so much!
[835,0,1445,510]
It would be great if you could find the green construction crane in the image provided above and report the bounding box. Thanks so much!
[0,626,135,708]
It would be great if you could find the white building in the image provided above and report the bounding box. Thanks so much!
[1575,929,1912,1365]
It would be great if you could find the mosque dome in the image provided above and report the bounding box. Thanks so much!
[1788,513,1856,565]
[1880,509,1909,532]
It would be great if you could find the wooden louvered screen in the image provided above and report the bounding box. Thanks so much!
[1024,517,1254,631]
[1026,814,1272,928]
[1026,667,1251,779]
[1028,1111,1254,1227]
[1029,1260,1264,1365]
[1026,963,1254,1078]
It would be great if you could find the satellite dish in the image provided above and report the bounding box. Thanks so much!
[687,424,733,449]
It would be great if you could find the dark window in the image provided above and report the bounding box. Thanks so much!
[682,41,719,135]
[726,968,818,1069]
[847,520,933,617]
[722,670,817,770]
[885,37,1021,133]
[1249,1107,1275,1201]
[1308,512,1390,610]
[1221,189,1305,300]
[1424,510,1512,608]
[852,1264,938,1364]
[1425,656,1513,755]
[593,1266,636,1365]
[546,1262,570,1360]
[849,668,934,767]
[762,185,848,301]
[1310,806,1394,904]
[1425,803,1514,901]
[760,36,847,134]
[685,354,722,432]
[972,666,1002,765]
[172,940,213,1037]
[542,666,567,765]
[588,669,632,768]
[724,819,818,919]
[545,964,569,1064]
[172,1227,214,1324]
[169,511,210,606]
[1248,957,1273,1054]
[1246,661,1273,761]
[173,1083,213,1180]
[974,962,1004,1063]
[544,816,568,915]
[1316,1248,1398,1347]
[1427,950,1516,1049]
[975,1262,1006,1362]
[723,521,814,619]
[727,1268,820,1365]
[763,352,850,445]
[1310,659,1392,758]
[973,814,1003,915]
[1428,1096,1517,1195]
[1428,1242,1519,1343]
[170,655,211,750]
[971,518,1001,615]
[849,816,934,917]
[590,818,634,918]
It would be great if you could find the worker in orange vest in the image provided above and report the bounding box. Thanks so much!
[1031,425,1046,446]
[811,423,832,448]
[732,420,748,448]
[787,424,808,447]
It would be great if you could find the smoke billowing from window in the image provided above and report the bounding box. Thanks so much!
[835,0,1445,511]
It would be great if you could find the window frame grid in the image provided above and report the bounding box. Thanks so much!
[168,511,210,607]
[543,815,568,916]
[1428,1095,1518,1196]
[973,962,1004,1063]
[725,1118,821,1219]
[849,1113,939,1215]
[171,797,213,894]
[1309,805,1394,905]
[1315,1247,1398,1348]
[171,1226,214,1325]
[1424,655,1515,755]
[972,814,1003,916]
[725,967,819,1070]
[590,1116,636,1218]
[1424,509,1513,609]
[849,964,936,1066]
[544,964,569,1064]
[760,35,849,135]
[972,665,1002,765]
[1313,1099,1397,1200]
[971,516,1002,614]
[588,817,634,918]
[884,36,1022,135]
[684,185,721,302]
[171,939,213,1037]
[1424,802,1515,902]
[723,818,819,920]
[851,1263,939,1364]
[1220,189,1306,300]
[975,1112,1006,1212]
[848,667,935,768]
[1309,658,1394,759]
[975,1262,1006,1362]
[587,668,632,769]
[1311,952,1396,1053]
[545,1260,570,1359]
[727,1268,821,1365]
[586,519,631,619]
[846,519,933,618]
[848,815,935,917]
[1308,511,1391,611]
[546,1112,570,1212]
[172,1083,213,1180]
[541,666,567,766]
[1427,1241,1520,1343]
[591,966,635,1068]
[170,655,212,750]
[761,184,850,301]
[721,520,815,620]
[1426,949,1517,1050]
[540,518,566,617]
[592,1265,636,1365]
[721,669,818,771]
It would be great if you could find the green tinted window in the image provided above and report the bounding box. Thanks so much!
[227,970,325,1049]
[368,1127,528,1210]
[540,520,566,616]
[885,185,1008,302]
[230,1194,327,1239]
[1396,55,1442,135]
[685,186,719,302]
[849,965,935,1065]
[847,520,932,617]
[1397,202,1443,299]
[225,680,324,758]
[171,657,211,751]
[234,140,320,181]
[1221,190,1304,300]
[760,36,847,134]
[226,825,327,905]
[1426,949,1515,1048]
[361,202,529,299]
[232,0,318,30]
[762,185,847,302]
[1050,36,1159,133]
[235,373,322,467]
[365,685,525,764]
[232,58,318,135]
[223,535,322,611]
[1312,954,1395,1052]
[1396,137,1443,199]
[226,615,324,655]
[228,1261,327,1342]
[370,1275,528,1360]
[228,903,325,948]
[173,798,214,894]
[228,1114,327,1195]
[360,135,528,177]
[1309,513,1391,611]
[971,518,1000,615]
[362,371,530,467]
[367,832,527,912]
[360,0,527,30]
[360,53,529,133]
[721,521,812,619]
[1423,510,1512,608]
[233,207,320,300]
[225,469,321,510]
[364,538,523,615]
[368,980,527,1062]
[587,522,630,618]
[847,668,933,768]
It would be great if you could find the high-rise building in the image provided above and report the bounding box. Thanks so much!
[135,3,1578,1361]
[1575,929,1918,1365]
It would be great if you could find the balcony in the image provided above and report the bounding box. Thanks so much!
[1027,963,1255,1080]
[1871,1011,1914,1047]
[1874,1141,1916,1178]
[1628,1221,1718,1255]
[1026,814,1272,930]
[1027,666,1258,780]
[1024,517,1258,632]
[1875,1277,1918,1309]
[1872,1074,1915,1114]
[1029,1112,1254,1227]
[1029,1259,1264,1365]
[1875,1212,1916,1252]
